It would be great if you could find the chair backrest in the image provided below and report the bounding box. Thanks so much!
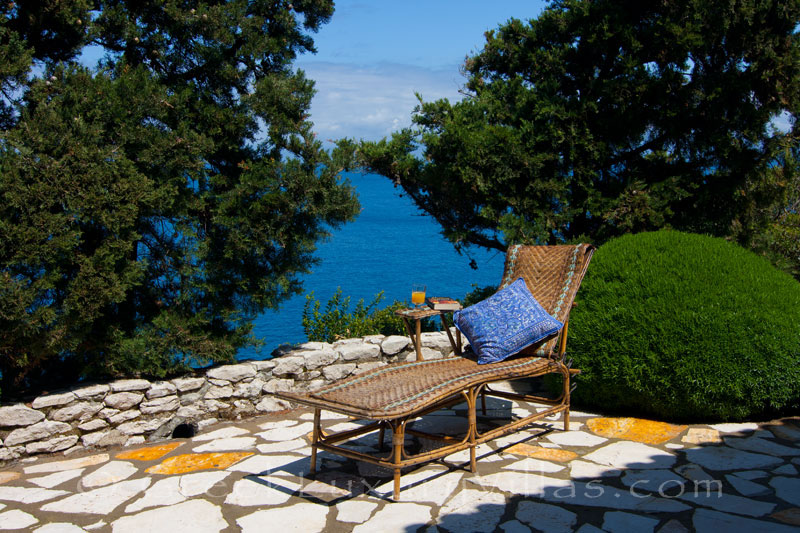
[498,244,595,357]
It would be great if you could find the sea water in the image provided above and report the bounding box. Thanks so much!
[237,171,505,359]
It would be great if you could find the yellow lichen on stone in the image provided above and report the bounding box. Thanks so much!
[0,472,21,485]
[586,417,687,445]
[504,443,578,462]
[116,442,184,461]
[771,508,800,526]
[682,428,722,446]
[145,452,253,475]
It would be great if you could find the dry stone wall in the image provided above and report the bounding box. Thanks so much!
[0,332,457,464]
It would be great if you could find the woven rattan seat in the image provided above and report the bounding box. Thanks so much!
[283,355,557,419]
[276,243,595,500]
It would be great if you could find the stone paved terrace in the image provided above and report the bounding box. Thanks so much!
[0,400,798,532]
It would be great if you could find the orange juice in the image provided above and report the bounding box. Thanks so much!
[411,291,426,305]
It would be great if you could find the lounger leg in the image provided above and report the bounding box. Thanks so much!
[310,408,321,473]
[378,422,386,452]
[392,420,405,500]
[563,367,571,432]
[468,388,478,473]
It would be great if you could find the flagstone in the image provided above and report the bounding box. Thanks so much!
[29,469,84,488]
[679,489,775,517]
[724,436,800,457]
[23,453,109,474]
[774,464,797,475]
[256,438,307,454]
[193,436,257,452]
[675,464,717,484]
[621,469,688,493]
[504,443,578,462]
[226,453,306,475]
[535,479,691,513]
[85,520,104,530]
[709,422,759,434]
[725,474,771,497]
[34,523,87,532]
[224,476,293,506]
[771,508,800,526]
[336,500,378,523]
[125,471,230,512]
[499,519,532,533]
[586,417,687,444]
[446,443,499,464]
[0,485,69,503]
[602,511,659,533]
[506,457,566,474]
[42,477,151,514]
[259,419,299,431]
[767,422,800,441]
[0,472,20,484]
[770,476,800,506]
[372,465,451,497]
[145,452,252,475]
[575,525,605,533]
[256,422,314,442]
[112,499,228,533]
[570,460,623,479]
[116,442,183,461]
[733,469,768,480]
[684,446,783,471]
[693,508,799,533]
[658,519,690,533]
[437,488,506,533]
[81,461,138,488]
[237,502,330,532]
[392,470,465,506]
[514,500,577,533]
[0,509,38,529]
[192,426,250,441]
[583,441,677,469]
[468,472,572,496]
[545,430,607,447]
[352,503,431,533]
[665,443,684,449]
[682,428,722,446]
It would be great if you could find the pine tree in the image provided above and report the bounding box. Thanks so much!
[0,1,358,396]
[357,0,800,263]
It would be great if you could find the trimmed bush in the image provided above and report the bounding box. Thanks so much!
[569,230,800,422]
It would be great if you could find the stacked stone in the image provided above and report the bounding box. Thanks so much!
[0,331,457,464]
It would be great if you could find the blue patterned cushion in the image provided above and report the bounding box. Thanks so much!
[454,278,563,364]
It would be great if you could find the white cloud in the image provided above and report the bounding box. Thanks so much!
[297,61,467,145]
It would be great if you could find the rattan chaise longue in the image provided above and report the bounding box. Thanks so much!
[276,244,595,500]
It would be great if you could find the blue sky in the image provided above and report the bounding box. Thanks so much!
[295,1,548,145]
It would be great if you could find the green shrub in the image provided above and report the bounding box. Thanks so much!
[302,289,436,343]
[569,230,800,422]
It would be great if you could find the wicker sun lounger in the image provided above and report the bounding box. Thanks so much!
[276,244,595,500]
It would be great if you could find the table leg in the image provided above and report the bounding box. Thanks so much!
[402,317,423,361]
[415,318,422,361]
[440,313,460,356]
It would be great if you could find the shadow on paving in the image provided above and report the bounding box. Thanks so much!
[262,402,800,532]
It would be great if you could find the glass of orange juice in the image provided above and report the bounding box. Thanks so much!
[411,284,426,308]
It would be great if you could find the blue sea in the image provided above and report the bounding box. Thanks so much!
[237,172,505,359]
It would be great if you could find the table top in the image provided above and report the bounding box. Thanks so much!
[394,306,458,318]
